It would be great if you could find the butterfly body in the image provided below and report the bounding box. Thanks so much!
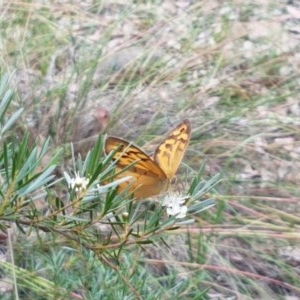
[104,119,191,199]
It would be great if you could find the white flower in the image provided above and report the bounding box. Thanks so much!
[64,171,89,193]
[162,192,188,219]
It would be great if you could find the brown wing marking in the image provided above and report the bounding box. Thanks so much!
[104,136,168,199]
[153,119,191,179]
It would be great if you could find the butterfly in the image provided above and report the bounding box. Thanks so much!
[104,119,191,199]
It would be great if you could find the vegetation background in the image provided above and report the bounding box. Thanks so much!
[1,0,300,299]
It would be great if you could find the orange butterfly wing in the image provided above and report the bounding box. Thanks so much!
[154,119,191,179]
[104,137,168,199]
